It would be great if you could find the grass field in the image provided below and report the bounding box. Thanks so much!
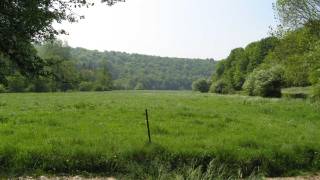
[0,91,320,179]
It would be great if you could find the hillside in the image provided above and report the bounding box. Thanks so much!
[0,42,215,93]
[70,48,216,90]
[210,23,320,98]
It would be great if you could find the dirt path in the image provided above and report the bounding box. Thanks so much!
[18,177,116,180]
[266,174,320,180]
[17,174,320,180]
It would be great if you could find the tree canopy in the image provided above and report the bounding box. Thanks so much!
[211,23,320,97]
[0,0,124,81]
[275,0,320,29]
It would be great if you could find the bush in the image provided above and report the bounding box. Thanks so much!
[309,68,320,85]
[134,82,144,90]
[31,78,51,92]
[94,84,104,92]
[7,74,27,92]
[192,79,210,93]
[243,67,283,98]
[210,79,233,94]
[242,72,256,96]
[79,82,94,92]
[0,84,6,93]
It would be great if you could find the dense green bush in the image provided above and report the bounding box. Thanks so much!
[79,82,94,91]
[210,79,233,94]
[31,78,51,92]
[92,84,112,92]
[192,79,210,93]
[310,68,320,85]
[6,74,27,92]
[243,67,283,97]
[93,84,104,92]
[0,84,6,93]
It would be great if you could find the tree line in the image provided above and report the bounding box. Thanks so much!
[70,48,215,90]
[193,0,320,99]
[0,41,215,92]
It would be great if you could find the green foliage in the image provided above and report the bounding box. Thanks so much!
[0,84,6,93]
[312,83,320,100]
[309,68,320,85]
[30,77,51,92]
[192,79,210,93]
[266,26,320,87]
[0,0,124,77]
[6,74,27,92]
[71,48,216,90]
[275,0,320,29]
[243,67,283,97]
[36,41,114,92]
[134,82,144,90]
[0,91,320,177]
[212,24,320,96]
[212,37,279,92]
[2,40,215,92]
[79,82,94,92]
[210,79,233,94]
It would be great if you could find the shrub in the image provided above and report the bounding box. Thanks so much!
[79,82,94,92]
[134,83,144,90]
[93,84,112,92]
[94,84,104,92]
[7,74,27,92]
[192,79,210,93]
[210,79,233,94]
[0,84,6,93]
[243,67,283,98]
[309,68,320,85]
[32,78,51,92]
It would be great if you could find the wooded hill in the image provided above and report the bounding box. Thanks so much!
[70,48,216,90]
[0,41,216,92]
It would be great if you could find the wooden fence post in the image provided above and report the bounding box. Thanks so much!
[145,109,151,143]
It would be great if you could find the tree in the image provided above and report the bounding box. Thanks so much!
[0,84,6,93]
[210,79,233,94]
[275,0,320,29]
[0,0,124,81]
[192,79,210,93]
[243,67,283,98]
[29,77,51,92]
[79,82,94,91]
[7,73,28,92]
[96,59,113,91]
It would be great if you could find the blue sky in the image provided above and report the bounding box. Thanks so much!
[57,0,277,60]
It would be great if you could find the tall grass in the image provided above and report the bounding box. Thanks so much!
[0,91,319,178]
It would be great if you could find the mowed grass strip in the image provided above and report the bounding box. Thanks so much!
[0,91,319,178]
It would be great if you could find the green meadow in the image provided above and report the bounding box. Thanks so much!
[0,91,320,178]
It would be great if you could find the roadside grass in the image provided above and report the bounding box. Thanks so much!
[0,91,319,178]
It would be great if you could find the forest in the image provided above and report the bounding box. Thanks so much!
[69,47,215,90]
[203,9,320,99]
[0,41,215,93]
